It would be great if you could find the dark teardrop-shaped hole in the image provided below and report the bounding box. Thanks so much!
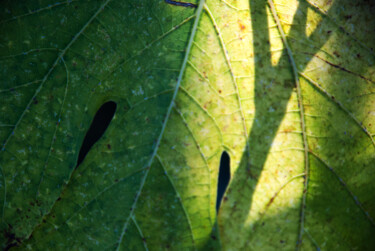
[76,101,117,167]
[216,151,230,212]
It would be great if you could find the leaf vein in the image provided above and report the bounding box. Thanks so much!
[268,0,310,249]
[114,1,206,249]
[309,151,375,226]
[156,155,196,246]
[300,72,375,147]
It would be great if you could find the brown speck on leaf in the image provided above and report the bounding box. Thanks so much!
[239,23,246,31]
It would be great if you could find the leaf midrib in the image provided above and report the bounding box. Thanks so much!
[115,1,207,249]
[267,0,309,249]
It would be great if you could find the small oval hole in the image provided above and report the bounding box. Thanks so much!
[77,101,117,166]
[216,151,230,212]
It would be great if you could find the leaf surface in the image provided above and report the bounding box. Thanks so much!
[0,0,374,250]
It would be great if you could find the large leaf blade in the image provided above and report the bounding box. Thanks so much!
[1,0,374,250]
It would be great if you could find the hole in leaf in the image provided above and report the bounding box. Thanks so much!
[76,101,117,167]
[216,151,230,212]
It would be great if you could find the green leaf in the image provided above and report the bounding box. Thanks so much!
[1,0,374,250]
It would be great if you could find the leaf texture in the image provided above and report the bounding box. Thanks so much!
[0,0,374,250]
